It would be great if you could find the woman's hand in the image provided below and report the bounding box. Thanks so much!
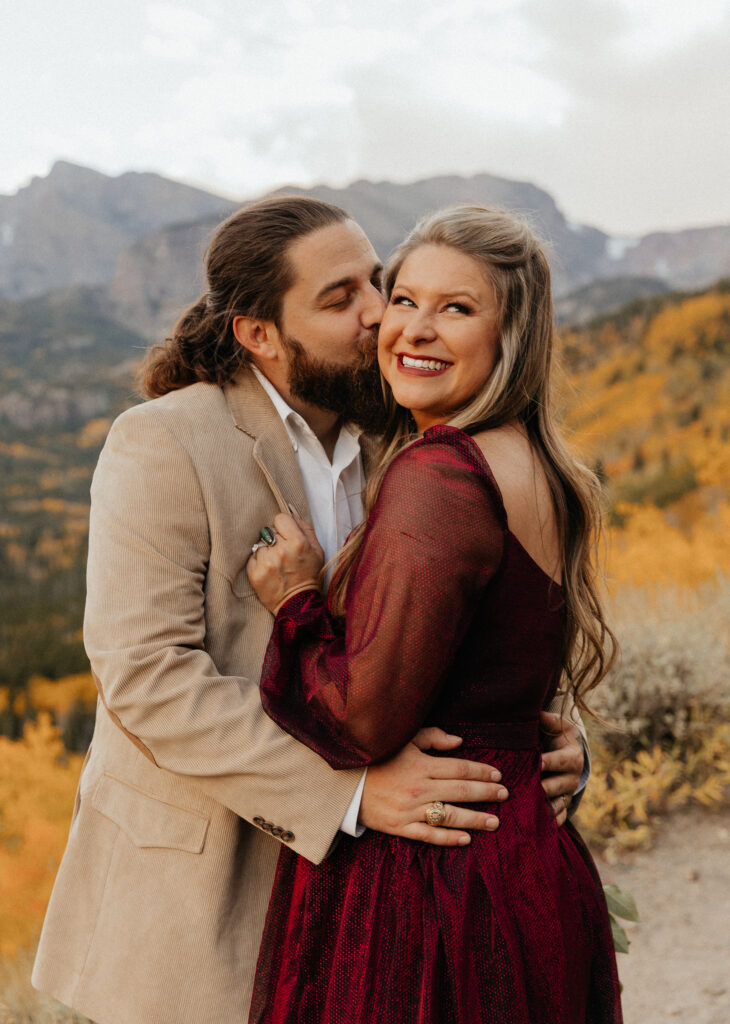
[247,512,325,615]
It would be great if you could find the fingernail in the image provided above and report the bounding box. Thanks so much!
[486,815,499,829]
[490,770,502,782]
[497,787,508,801]
[458,835,471,846]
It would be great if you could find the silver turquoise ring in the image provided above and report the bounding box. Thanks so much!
[251,526,277,557]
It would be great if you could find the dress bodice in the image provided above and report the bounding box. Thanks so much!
[259,425,566,768]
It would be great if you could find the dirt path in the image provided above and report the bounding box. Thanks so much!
[593,807,730,1024]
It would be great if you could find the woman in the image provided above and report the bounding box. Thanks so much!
[246,206,622,1023]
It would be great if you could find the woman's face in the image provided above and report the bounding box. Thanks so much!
[378,244,501,432]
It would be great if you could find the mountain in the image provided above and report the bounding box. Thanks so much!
[606,226,730,290]
[108,215,223,337]
[555,276,671,326]
[0,161,237,300]
[3,163,730,340]
[109,172,614,337]
[270,174,612,292]
[109,173,730,340]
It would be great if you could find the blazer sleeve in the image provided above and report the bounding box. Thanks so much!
[542,689,591,812]
[83,404,361,864]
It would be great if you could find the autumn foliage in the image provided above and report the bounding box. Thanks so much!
[0,716,83,957]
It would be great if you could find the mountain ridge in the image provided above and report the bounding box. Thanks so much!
[2,162,729,332]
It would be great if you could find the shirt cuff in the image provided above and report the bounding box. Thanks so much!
[339,769,367,837]
[574,729,591,795]
[567,730,591,818]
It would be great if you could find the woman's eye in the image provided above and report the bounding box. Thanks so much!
[445,302,472,314]
[391,294,415,307]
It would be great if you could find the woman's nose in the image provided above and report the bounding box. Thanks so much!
[402,310,437,343]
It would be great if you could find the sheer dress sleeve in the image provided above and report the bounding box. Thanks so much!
[258,427,506,768]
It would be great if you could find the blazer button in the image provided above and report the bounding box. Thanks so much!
[271,826,284,838]
[262,822,274,833]
[281,831,295,843]
[253,816,265,827]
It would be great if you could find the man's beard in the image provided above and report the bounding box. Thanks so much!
[282,331,388,435]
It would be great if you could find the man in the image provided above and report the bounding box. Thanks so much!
[33,197,585,1024]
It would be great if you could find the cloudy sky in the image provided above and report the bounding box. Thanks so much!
[3,0,728,235]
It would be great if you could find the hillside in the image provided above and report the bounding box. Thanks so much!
[0,289,147,706]
[559,281,730,520]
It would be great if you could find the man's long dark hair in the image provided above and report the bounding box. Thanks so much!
[140,196,350,398]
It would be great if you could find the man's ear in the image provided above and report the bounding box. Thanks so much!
[232,316,280,363]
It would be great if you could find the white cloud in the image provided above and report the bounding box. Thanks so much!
[1,0,729,233]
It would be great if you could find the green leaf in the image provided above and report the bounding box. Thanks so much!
[609,913,630,954]
[604,883,639,921]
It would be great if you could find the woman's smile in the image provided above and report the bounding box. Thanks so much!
[397,352,453,375]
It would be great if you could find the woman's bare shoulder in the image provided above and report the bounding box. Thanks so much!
[469,425,534,487]
[470,425,561,582]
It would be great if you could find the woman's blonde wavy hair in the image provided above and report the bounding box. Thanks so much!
[329,204,616,717]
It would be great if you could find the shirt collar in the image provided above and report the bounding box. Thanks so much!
[251,364,362,453]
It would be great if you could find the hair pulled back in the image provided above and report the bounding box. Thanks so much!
[140,195,349,398]
[330,204,616,717]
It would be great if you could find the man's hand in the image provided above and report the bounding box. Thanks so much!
[539,710,585,827]
[359,727,509,846]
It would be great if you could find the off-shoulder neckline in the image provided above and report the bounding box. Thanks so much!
[419,425,564,591]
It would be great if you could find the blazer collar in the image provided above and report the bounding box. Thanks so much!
[223,368,311,520]
[358,433,379,479]
[223,368,381,518]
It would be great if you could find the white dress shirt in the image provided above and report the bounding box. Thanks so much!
[252,367,367,834]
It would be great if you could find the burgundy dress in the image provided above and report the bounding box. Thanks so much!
[250,426,622,1024]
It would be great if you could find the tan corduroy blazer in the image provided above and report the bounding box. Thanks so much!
[33,369,586,1024]
[32,371,364,1024]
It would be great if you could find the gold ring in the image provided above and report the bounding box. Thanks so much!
[425,801,446,827]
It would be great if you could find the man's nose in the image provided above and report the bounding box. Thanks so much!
[361,283,386,328]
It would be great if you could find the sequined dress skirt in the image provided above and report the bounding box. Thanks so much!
[249,721,622,1024]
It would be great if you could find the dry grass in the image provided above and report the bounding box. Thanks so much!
[575,577,730,857]
[594,576,730,756]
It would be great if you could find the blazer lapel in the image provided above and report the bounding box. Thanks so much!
[223,369,311,522]
[358,433,379,480]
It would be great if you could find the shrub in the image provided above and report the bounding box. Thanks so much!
[593,580,730,757]
[575,579,730,855]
